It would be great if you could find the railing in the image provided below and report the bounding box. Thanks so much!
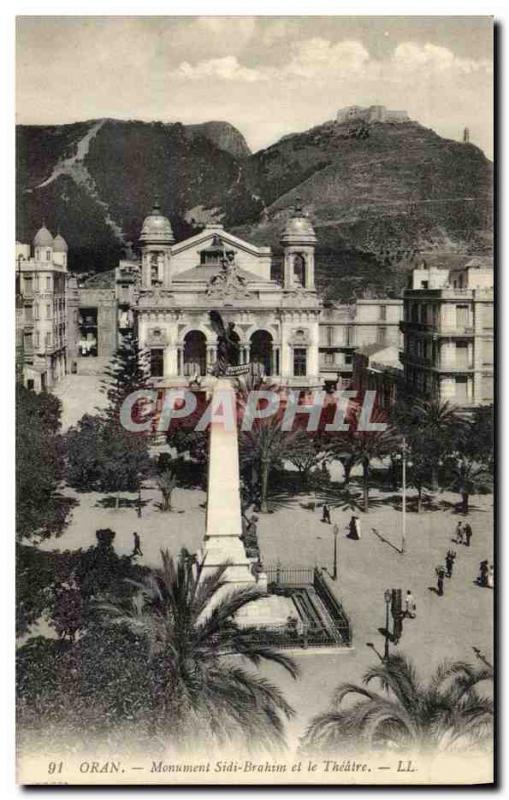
[265,566,315,586]
[313,569,352,646]
[261,565,352,648]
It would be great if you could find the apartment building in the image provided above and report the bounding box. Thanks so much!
[400,257,494,406]
[319,297,403,386]
[16,226,70,391]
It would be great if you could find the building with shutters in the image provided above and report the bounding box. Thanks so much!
[400,257,494,406]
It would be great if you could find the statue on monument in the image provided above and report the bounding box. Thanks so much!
[209,310,241,376]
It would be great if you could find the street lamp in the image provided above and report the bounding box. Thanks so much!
[400,437,411,555]
[384,589,392,660]
[332,523,340,581]
[137,474,142,518]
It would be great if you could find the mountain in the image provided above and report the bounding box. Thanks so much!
[16,116,492,299]
[186,121,251,160]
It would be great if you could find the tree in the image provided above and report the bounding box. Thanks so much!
[285,432,328,489]
[328,412,396,512]
[241,418,306,513]
[444,456,493,514]
[101,330,150,418]
[99,548,299,751]
[16,385,73,541]
[301,654,493,754]
[157,469,177,512]
[394,399,462,492]
[65,413,150,506]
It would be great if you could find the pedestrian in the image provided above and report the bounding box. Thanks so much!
[404,590,416,619]
[487,564,494,589]
[455,521,464,545]
[348,515,361,540]
[478,559,489,587]
[132,531,143,557]
[445,549,456,579]
[436,565,445,596]
[322,503,331,524]
[464,523,473,547]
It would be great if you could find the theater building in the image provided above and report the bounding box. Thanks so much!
[134,201,322,388]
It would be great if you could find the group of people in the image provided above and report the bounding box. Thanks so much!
[435,549,458,596]
[454,521,473,547]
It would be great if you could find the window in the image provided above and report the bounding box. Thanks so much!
[376,326,386,345]
[46,304,51,319]
[344,354,353,366]
[150,349,164,377]
[293,254,306,286]
[46,276,51,290]
[46,250,51,261]
[35,332,40,348]
[45,332,51,348]
[27,379,34,391]
[379,305,387,321]
[456,305,469,328]
[326,326,334,346]
[324,352,334,366]
[345,326,355,346]
[293,348,307,377]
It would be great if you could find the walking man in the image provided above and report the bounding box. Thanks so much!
[445,550,456,579]
[464,523,473,547]
[132,531,143,557]
[455,521,464,544]
[436,565,445,596]
[322,503,331,524]
[404,590,416,619]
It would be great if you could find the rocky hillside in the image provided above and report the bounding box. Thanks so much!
[16,116,492,299]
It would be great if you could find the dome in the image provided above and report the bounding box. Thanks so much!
[139,201,174,244]
[33,224,54,248]
[53,233,68,253]
[280,200,317,245]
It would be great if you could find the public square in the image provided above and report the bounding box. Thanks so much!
[35,460,494,744]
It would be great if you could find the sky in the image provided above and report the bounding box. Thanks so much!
[16,16,494,157]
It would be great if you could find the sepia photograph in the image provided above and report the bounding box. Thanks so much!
[13,13,495,786]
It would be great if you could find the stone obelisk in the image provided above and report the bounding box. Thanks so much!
[198,378,258,586]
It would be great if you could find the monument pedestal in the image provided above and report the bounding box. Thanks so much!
[198,378,293,627]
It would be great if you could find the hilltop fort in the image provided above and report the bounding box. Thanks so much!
[336,105,409,124]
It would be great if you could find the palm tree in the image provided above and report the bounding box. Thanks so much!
[397,399,462,492]
[156,468,177,512]
[240,417,301,513]
[301,654,493,754]
[445,456,493,514]
[326,409,397,511]
[100,548,298,752]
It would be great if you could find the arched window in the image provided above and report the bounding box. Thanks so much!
[293,254,306,286]
[250,330,273,376]
[183,331,207,376]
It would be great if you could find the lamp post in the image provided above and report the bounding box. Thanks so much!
[384,589,391,660]
[137,474,142,518]
[332,523,339,581]
[400,437,410,555]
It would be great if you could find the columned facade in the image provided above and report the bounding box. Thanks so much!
[136,202,322,388]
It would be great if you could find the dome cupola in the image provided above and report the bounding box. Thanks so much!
[53,232,68,253]
[139,201,174,245]
[33,224,54,248]
[280,199,317,246]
